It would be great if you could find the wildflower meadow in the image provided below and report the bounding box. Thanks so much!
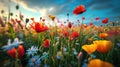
[0,0,120,67]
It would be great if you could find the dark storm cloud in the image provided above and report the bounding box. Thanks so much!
[108,7,120,16]
[86,0,112,9]
[85,0,120,16]
[107,0,120,16]
[16,0,120,17]
[18,0,85,15]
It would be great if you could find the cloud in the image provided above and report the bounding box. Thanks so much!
[12,0,37,12]
[0,0,12,17]
[0,2,7,11]
[11,0,59,17]
[1,0,120,21]
[11,0,82,17]
[0,0,10,12]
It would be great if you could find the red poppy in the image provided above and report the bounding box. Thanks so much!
[68,22,72,28]
[34,22,48,33]
[82,17,85,20]
[11,18,16,24]
[95,17,100,20]
[70,31,79,40]
[90,22,93,26]
[107,29,119,36]
[43,39,50,48]
[7,48,16,58]
[62,30,69,37]
[15,19,21,23]
[42,19,45,22]
[18,45,25,59]
[73,5,86,15]
[102,18,109,24]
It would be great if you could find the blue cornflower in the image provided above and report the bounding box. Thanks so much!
[84,59,88,63]
[2,38,23,51]
[28,55,41,67]
[55,37,59,41]
[26,46,38,56]
[90,54,96,59]
[82,63,88,67]
[117,43,120,47]
[44,64,49,67]
[40,52,49,60]
[73,49,78,55]
[73,50,78,55]
[63,47,67,52]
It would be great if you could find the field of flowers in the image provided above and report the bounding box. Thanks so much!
[0,5,120,67]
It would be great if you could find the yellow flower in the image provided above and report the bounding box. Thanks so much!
[93,40,112,53]
[82,44,97,54]
[88,59,113,67]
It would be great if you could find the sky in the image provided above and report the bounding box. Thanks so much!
[0,0,120,25]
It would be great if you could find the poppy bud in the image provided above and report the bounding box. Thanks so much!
[7,48,16,58]
[18,45,25,59]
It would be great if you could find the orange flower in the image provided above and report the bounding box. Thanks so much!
[83,24,88,28]
[18,45,25,59]
[30,17,34,21]
[82,44,97,54]
[99,33,108,38]
[70,31,79,40]
[7,48,16,58]
[43,39,50,48]
[88,59,113,67]
[93,40,112,53]
[49,15,55,21]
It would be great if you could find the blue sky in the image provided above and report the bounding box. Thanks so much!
[0,0,120,25]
